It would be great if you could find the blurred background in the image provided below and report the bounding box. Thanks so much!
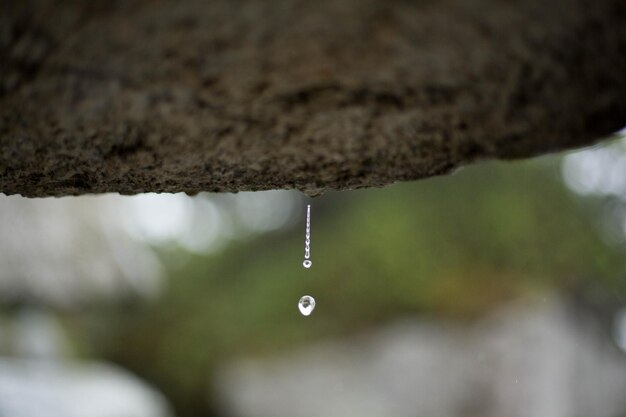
[1,130,626,417]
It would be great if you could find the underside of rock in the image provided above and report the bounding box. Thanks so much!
[1,0,625,197]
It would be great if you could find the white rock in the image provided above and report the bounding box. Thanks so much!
[0,359,172,417]
[215,299,626,417]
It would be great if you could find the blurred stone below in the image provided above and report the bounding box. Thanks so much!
[0,359,172,417]
[215,299,626,417]
[0,308,173,417]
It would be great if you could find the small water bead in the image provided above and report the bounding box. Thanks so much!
[302,259,312,268]
[298,295,316,316]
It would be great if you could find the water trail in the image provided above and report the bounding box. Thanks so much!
[303,204,312,268]
[299,204,315,316]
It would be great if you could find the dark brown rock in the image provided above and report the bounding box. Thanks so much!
[1,0,625,197]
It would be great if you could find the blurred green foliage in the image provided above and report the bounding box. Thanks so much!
[93,157,625,417]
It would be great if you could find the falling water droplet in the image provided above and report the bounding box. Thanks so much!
[302,259,312,268]
[298,295,316,316]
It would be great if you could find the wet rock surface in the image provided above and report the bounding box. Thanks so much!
[1,0,625,196]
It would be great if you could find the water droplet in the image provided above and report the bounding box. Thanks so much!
[298,295,316,316]
[302,259,312,268]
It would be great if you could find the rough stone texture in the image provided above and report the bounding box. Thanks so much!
[1,0,625,197]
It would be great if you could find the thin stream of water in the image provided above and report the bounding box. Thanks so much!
[298,204,316,316]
